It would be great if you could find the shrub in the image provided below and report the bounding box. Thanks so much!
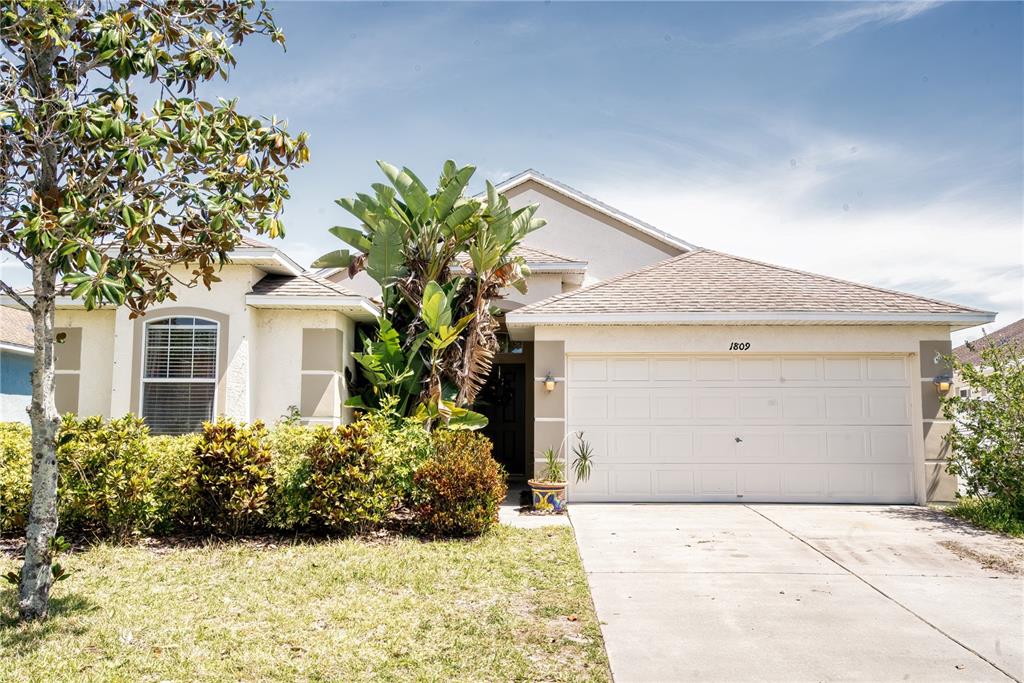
[58,414,161,540]
[147,433,200,532]
[0,422,32,534]
[188,418,275,535]
[414,430,507,537]
[306,422,394,533]
[942,341,1024,518]
[361,403,434,504]
[266,423,317,529]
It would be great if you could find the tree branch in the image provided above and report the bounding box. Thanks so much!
[0,277,31,311]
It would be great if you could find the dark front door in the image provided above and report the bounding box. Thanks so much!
[478,363,527,477]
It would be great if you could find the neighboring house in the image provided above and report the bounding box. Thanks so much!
[951,317,1024,398]
[1,306,33,423]
[0,170,995,505]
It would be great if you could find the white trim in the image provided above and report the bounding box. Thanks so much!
[0,342,32,355]
[227,249,304,276]
[490,170,698,252]
[244,295,379,320]
[507,311,996,329]
[139,315,220,432]
[535,417,566,422]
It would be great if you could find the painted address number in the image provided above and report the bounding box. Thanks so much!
[728,342,751,351]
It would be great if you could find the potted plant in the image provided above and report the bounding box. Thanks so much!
[529,431,595,513]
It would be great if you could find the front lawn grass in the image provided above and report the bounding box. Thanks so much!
[946,497,1024,537]
[1,526,609,682]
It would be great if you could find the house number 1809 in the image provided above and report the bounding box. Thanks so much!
[729,342,751,351]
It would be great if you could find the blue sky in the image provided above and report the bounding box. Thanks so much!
[6,1,1022,342]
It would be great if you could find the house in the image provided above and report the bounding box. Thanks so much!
[951,317,1024,398]
[0,170,994,504]
[1,306,33,423]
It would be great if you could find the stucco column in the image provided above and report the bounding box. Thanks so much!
[109,308,135,416]
[223,309,251,422]
[919,339,955,501]
[533,340,567,478]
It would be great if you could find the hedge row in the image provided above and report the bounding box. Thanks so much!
[0,412,507,540]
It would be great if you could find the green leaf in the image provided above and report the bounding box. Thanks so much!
[311,249,353,269]
[377,161,431,216]
[365,220,406,286]
[328,226,371,253]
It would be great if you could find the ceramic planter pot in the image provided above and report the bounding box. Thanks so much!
[528,479,567,513]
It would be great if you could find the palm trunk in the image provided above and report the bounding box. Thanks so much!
[19,258,60,621]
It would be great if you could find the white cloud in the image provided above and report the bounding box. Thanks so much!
[586,150,1022,346]
[745,1,945,45]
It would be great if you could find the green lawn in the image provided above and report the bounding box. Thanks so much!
[1,527,609,682]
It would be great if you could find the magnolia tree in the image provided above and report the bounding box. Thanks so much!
[314,161,545,428]
[0,1,308,620]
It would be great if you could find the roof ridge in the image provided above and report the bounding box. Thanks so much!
[517,244,585,264]
[704,249,987,314]
[493,170,698,252]
[297,271,359,297]
[514,249,705,315]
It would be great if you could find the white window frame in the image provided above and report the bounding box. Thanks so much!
[139,315,220,433]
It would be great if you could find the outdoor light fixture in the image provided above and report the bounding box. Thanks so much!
[933,375,953,394]
[543,373,556,392]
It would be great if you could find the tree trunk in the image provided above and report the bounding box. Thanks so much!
[18,258,60,621]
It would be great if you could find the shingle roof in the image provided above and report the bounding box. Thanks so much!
[0,306,33,348]
[512,244,585,265]
[954,318,1024,365]
[250,273,361,297]
[511,249,988,318]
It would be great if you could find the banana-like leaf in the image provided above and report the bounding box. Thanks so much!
[328,226,371,252]
[444,403,488,430]
[378,160,431,217]
[365,219,407,286]
[434,164,475,219]
[312,249,354,269]
[420,280,452,333]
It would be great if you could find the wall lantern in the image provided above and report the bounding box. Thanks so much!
[543,373,557,392]
[932,375,953,394]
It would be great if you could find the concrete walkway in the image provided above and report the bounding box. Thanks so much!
[570,504,1024,682]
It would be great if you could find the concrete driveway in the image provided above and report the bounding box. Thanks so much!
[570,504,1024,682]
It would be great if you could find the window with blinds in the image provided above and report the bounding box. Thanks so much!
[141,316,218,435]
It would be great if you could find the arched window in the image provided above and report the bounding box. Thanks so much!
[141,316,218,435]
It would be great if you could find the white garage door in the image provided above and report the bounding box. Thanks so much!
[566,354,916,503]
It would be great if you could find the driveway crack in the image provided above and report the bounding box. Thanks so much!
[744,505,1020,683]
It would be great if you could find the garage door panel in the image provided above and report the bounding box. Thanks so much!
[867,357,907,382]
[569,357,609,382]
[780,357,821,382]
[824,357,863,381]
[652,358,692,381]
[653,432,694,462]
[653,394,693,419]
[655,469,695,495]
[612,469,653,495]
[782,469,827,496]
[740,468,782,496]
[737,357,779,381]
[699,470,738,495]
[696,358,735,381]
[867,392,910,421]
[566,353,916,504]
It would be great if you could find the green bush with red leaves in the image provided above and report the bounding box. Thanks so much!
[414,430,508,537]
[186,418,275,536]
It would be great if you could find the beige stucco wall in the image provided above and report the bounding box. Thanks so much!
[529,324,955,504]
[251,308,356,425]
[55,309,116,417]
[54,264,359,430]
[505,182,682,282]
